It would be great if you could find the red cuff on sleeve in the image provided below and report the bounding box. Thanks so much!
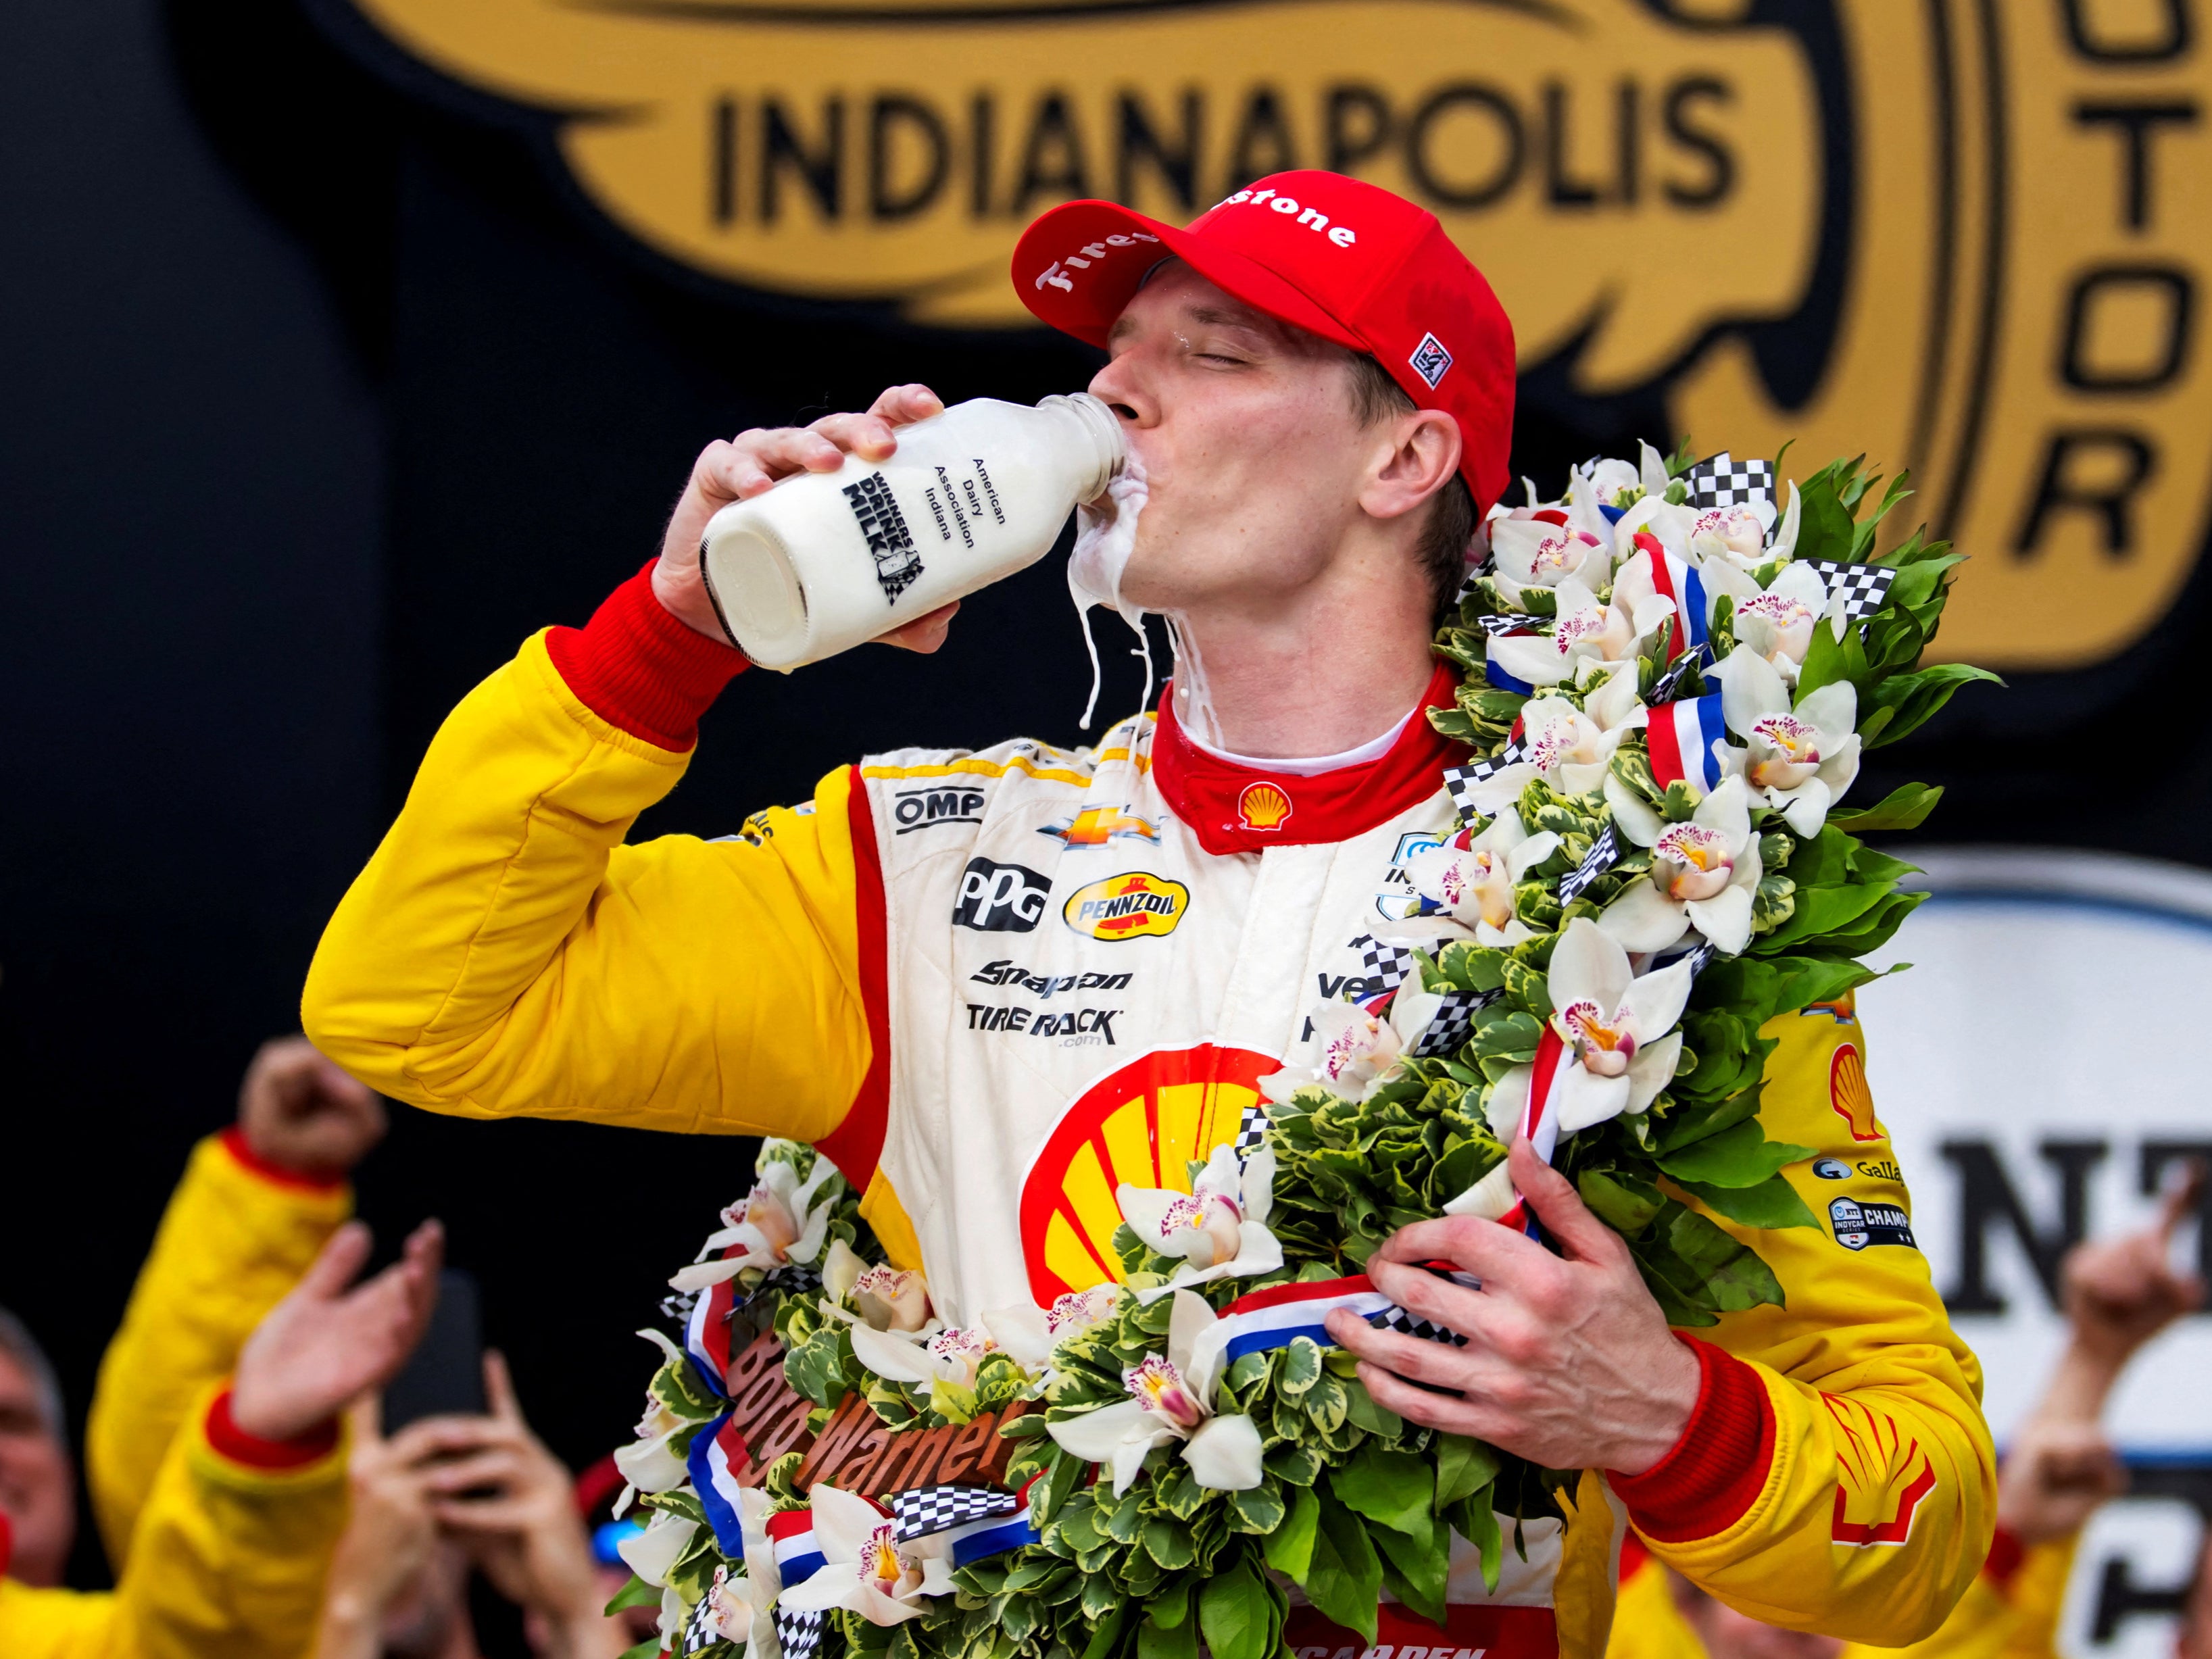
[1609,1336,1776,1543]
[218,1127,349,1194]
[1983,1525,2027,1588]
[543,561,748,751]
[204,1389,341,1470]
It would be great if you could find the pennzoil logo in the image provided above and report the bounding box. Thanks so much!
[1063,872,1189,941]
[328,0,2212,674]
[1235,783,1293,833]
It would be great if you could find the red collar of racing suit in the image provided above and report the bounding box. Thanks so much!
[1150,660,1466,856]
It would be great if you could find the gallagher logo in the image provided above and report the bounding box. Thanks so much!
[1235,782,1292,833]
[1039,805,1159,847]
[1062,872,1188,940]
[316,0,2212,681]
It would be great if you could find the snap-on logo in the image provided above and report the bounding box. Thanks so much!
[1410,332,1453,388]
[1215,187,1359,249]
[1033,231,1162,295]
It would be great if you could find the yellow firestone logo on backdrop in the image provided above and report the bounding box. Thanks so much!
[341,0,2208,672]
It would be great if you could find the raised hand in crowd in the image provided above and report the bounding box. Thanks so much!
[314,1354,629,1659]
[229,1217,445,1443]
[237,1034,390,1183]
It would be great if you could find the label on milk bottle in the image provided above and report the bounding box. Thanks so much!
[839,473,925,602]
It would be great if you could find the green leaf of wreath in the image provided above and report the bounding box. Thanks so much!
[1655,1120,1813,1188]
[1673,1172,1820,1230]
[1198,1559,1275,1659]
[1827,782,1944,835]
[1304,1491,1383,1644]
[1333,1445,1435,1537]
[1264,1484,1323,1581]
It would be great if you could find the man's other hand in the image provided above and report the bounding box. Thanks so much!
[654,384,958,652]
[418,1353,619,1650]
[229,1218,443,1443]
[1996,1419,2126,1546]
[1323,1141,1699,1474]
[2063,1160,2207,1366]
[239,1035,388,1183]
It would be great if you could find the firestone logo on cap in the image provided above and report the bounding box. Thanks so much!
[1212,186,1360,249]
[1034,230,1160,295]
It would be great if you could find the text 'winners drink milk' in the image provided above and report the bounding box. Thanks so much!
[699,393,1126,670]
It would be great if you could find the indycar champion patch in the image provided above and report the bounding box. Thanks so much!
[1829,1195,1917,1252]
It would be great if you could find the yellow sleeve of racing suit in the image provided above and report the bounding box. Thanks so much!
[303,626,872,1144]
[0,1388,348,1659]
[86,1131,351,1571]
[1613,1002,1997,1646]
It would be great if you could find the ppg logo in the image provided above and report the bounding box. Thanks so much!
[952,858,1052,933]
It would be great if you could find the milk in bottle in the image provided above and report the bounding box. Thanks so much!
[699,393,1125,670]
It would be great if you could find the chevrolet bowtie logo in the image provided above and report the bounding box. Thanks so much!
[1040,806,1160,847]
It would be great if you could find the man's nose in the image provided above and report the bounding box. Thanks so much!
[1087,349,1156,430]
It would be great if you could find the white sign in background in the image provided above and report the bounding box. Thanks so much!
[1858,848,2212,1659]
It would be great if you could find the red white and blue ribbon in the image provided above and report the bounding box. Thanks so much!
[687,1413,752,1555]
[1633,533,1709,662]
[684,1274,738,1396]
[1646,691,1727,794]
[943,1502,1040,1566]
[1496,1027,1570,1236]
[1211,1276,1398,1362]
[766,1502,827,1585]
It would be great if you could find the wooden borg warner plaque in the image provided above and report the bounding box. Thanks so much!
[717,1333,1029,1497]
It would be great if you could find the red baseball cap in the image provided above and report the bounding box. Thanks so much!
[1012,170,1517,514]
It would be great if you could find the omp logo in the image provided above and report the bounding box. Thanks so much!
[893,785,986,833]
[1235,782,1292,833]
[1063,872,1188,940]
[330,0,2212,674]
[953,858,1052,932]
[1039,805,1158,847]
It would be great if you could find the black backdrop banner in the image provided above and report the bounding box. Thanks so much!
[2,1,2209,1641]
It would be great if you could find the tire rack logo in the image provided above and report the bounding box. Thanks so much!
[335,0,2212,675]
[1062,872,1188,940]
[953,858,1052,932]
[841,472,923,602]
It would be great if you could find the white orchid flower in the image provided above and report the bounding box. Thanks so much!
[1699,559,1832,683]
[775,1485,957,1627]
[820,1237,866,1306]
[695,1563,781,1654]
[1488,516,1611,607]
[1529,918,1692,1133]
[610,1329,695,1502]
[1046,1290,1264,1497]
[1261,984,1444,1107]
[1402,808,1560,945]
[848,1320,998,1389]
[1461,666,1648,816]
[1483,574,1658,691]
[980,1285,1123,1373]
[1715,645,1863,837]
[1687,501,1777,571]
[1119,1143,1283,1299]
[1584,455,1641,507]
[618,1505,701,1587]
[850,1266,931,1333]
[670,1156,841,1291]
[1597,776,1763,956]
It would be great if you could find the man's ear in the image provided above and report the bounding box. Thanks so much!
[1361,409,1462,523]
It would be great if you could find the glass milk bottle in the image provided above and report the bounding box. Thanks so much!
[699,393,1125,670]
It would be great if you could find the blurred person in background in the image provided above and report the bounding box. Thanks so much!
[1613,1168,2206,1659]
[311,1352,633,1659]
[1,1035,443,1657]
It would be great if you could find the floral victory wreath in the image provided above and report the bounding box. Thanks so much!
[603,447,1998,1659]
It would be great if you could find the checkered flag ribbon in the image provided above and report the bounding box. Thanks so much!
[774,1606,825,1659]
[1648,642,1715,706]
[1409,985,1500,1059]
[1442,740,1527,824]
[1686,452,1775,510]
[1233,1096,1270,1158]
[1375,1305,1472,1347]
[1471,612,1538,637]
[1799,559,1898,622]
[1655,939,1720,983]
[682,1591,727,1655]
[660,1287,703,1325]
[890,1484,1018,1541]
[741,1262,821,1312]
[1350,934,1421,1003]
[1556,822,1621,903]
